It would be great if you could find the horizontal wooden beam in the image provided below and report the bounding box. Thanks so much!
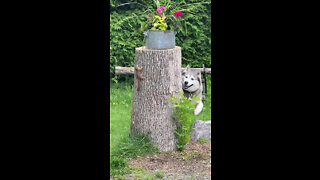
[115,66,211,75]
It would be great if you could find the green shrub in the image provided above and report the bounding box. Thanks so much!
[169,91,199,150]
[110,0,211,81]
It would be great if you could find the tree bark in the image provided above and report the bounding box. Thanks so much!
[130,46,182,151]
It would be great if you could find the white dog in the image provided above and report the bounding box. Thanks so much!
[182,65,204,115]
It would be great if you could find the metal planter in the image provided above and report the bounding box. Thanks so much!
[144,30,176,49]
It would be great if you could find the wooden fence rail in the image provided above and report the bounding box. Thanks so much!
[115,66,211,75]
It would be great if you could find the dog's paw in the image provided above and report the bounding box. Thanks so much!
[194,108,201,115]
[194,102,203,115]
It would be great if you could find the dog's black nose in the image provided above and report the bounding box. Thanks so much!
[184,81,188,85]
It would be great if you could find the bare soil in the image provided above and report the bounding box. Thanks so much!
[123,141,211,180]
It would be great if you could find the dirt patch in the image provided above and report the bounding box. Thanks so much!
[124,141,211,180]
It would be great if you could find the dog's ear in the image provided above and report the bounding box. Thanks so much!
[182,69,186,75]
[182,65,190,75]
[186,65,190,70]
[197,71,202,82]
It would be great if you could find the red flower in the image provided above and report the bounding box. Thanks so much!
[174,11,183,17]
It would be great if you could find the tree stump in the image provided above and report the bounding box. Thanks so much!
[130,46,182,151]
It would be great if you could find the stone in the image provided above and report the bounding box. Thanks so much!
[190,120,211,141]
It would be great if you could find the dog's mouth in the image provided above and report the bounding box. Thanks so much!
[183,84,193,89]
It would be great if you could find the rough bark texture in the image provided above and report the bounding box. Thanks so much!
[130,46,182,151]
[115,66,211,75]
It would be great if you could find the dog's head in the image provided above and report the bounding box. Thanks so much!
[182,65,201,92]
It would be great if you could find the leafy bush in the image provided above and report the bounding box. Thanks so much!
[169,91,199,150]
[110,0,211,81]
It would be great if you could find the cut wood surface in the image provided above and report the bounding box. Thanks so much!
[130,46,182,151]
[115,66,211,75]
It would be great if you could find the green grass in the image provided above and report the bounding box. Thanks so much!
[110,75,212,178]
[110,82,133,154]
[130,167,154,180]
[112,134,160,158]
[110,134,160,179]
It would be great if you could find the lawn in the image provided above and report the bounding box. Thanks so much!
[110,81,134,154]
[110,75,212,156]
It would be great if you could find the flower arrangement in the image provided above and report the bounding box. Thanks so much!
[149,3,184,31]
[147,1,184,31]
[114,0,211,34]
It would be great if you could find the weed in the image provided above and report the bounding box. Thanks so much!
[154,170,165,179]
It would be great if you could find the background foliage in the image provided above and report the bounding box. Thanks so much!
[110,0,211,81]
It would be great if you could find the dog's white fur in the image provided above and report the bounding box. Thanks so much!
[182,65,204,115]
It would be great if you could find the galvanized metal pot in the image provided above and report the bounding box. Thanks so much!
[144,30,176,49]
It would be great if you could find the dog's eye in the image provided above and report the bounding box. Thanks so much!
[191,78,194,80]
[185,76,187,78]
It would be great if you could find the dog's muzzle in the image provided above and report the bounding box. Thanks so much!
[183,82,193,90]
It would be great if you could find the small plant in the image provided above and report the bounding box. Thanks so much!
[154,170,165,178]
[169,91,200,151]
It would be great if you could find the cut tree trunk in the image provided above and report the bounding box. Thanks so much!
[130,46,182,151]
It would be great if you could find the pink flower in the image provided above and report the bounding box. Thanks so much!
[174,11,183,17]
[161,15,163,19]
[160,6,165,10]
[157,8,162,13]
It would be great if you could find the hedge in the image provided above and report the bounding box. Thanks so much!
[110,0,211,81]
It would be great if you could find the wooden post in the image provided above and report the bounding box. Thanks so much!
[130,46,182,151]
